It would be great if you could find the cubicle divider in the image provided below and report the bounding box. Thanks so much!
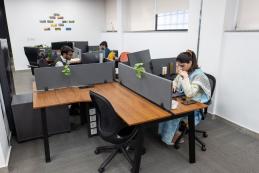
[118,63,172,111]
[34,61,115,90]
[151,58,176,76]
[128,49,152,73]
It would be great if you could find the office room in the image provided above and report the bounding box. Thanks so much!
[0,0,259,172]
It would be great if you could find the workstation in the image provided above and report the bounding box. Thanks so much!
[0,0,259,173]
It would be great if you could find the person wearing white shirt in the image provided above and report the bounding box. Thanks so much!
[55,46,73,67]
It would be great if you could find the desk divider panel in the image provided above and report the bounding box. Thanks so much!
[128,49,152,73]
[118,63,172,111]
[35,62,114,90]
[151,58,176,76]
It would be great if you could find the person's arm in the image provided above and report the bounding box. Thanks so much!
[172,75,181,92]
[181,77,200,98]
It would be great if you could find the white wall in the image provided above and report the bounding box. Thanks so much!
[237,0,259,30]
[156,0,189,13]
[218,32,259,133]
[101,0,201,58]
[0,84,11,168]
[105,0,117,31]
[5,0,105,70]
[124,0,155,31]
[198,0,227,113]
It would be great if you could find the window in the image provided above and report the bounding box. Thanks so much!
[123,0,189,32]
[156,10,189,30]
[236,0,259,30]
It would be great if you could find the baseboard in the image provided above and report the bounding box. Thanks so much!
[209,113,259,139]
[5,146,12,167]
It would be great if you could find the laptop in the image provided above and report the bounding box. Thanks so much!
[172,91,185,98]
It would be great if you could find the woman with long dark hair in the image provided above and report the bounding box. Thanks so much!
[159,50,211,145]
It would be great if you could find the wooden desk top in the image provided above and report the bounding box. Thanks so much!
[33,82,207,126]
[171,98,208,115]
[94,83,172,126]
[33,82,96,109]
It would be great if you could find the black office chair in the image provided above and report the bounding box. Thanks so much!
[174,73,216,151]
[90,91,138,173]
[24,47,40,75]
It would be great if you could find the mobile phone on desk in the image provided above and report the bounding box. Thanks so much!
[182,99,197,105]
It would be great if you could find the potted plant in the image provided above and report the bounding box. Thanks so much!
[62,65,71,76]
[133,63,145,79]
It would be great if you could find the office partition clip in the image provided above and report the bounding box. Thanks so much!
[160,103,164,109]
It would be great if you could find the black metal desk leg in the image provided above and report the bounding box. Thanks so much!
[41,108,50,162]
[188,111,195,163]
[131,127,144,173]
[80,102,88,125]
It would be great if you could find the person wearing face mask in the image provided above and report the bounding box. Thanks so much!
[158,50,211,145]
[55,46,74,67]
[99,41,111,59]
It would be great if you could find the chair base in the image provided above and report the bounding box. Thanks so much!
[95,144,134,173]
[174,127,208,152]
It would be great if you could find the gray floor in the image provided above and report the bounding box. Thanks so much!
[1,70,259,173]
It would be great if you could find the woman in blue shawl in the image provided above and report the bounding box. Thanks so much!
[158,50,211,145]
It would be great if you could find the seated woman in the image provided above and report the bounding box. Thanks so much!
[158,50,211,145]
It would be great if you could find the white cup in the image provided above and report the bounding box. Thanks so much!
[171,100,178,109]
[162,66,167,75]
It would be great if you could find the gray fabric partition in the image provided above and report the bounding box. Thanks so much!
[151,58,176,76]
[128,49,152,73]
[118,63,172,111]
[35,62,114,90]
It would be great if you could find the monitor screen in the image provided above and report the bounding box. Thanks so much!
[74,41,88,53]
[88,45,99,52]
[81,52,99,64]
[81,50,105,64]
[51,41,73,50]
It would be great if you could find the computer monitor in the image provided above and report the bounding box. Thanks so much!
[73,41,88,53]
[51,41,73,50]
[128,49,152,73]
[88,45,99,52]
[81,51,105,64]
[73,47,82,60]
[81,53,98,64]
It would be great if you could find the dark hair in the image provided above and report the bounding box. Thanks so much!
[176,49,199,73]
[61,46,74,55]
[100,41,108,48]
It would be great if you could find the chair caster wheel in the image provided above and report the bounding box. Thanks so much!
[94,149,100,154]
[98,167,105,173]
[174,144,180,149]
[201,146,206,151]
[203,132,208,138]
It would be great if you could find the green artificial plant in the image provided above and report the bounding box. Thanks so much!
[62,65,71,76]
[133,63,145,79]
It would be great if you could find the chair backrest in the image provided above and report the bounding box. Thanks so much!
[89,91,126,140]
[119,52,129,63]
[205,73,216,104]
[24,47,39,65]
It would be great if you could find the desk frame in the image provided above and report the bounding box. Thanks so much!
[33,82,205,173]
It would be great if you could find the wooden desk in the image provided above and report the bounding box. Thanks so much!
[33,82,207,173]
[93,83,207,173]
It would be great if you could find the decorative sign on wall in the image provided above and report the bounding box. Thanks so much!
[40,13,75,31]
